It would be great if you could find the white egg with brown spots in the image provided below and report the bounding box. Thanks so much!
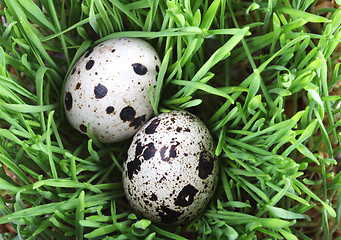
[122,110,219,225]
[63,37,161,143]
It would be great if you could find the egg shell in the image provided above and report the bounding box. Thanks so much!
[122,110,219,225]
[63,37,161,143]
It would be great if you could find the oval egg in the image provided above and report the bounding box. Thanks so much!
[63,37,161,143]
[122,110,219,225]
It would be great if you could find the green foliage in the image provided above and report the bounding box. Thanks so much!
[0,0,340,239]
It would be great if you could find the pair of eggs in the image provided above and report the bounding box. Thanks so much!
[63,38,218,225]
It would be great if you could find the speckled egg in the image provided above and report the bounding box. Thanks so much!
[63,37,161,143]
[122,110,219,225]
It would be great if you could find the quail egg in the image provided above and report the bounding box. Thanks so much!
[122,110,219,225]
[63,37,161,143]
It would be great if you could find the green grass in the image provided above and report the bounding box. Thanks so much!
[0,0,341,239]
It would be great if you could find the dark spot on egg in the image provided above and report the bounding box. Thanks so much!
[106,106,114,114]
[175,184,198,207]
[145,118,160,134]
[79,124,87,133]
[132,63,147,75]
[120,106,136,121]
[94,83,108,99]
[71,68,76,75]
[135,141,144,156]
[75,82,81,90]
[84,48,93,58]
[169,143,179,158]
[150,193,158,201]
[128,141,156,179]
[160,142,179,161]
[86,59,95,70]
[129,115,146,129]
[155,65,160,73]
[176,127,182,132]
[160,146,168,161]
[127,157,142,180]
[142,142,156,160]
[198,150,215,179]
[158,206,183,224]
[111,48,116,53]
[65,92,72,110]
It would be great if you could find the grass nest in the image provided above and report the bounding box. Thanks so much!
[0,0,341,239]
